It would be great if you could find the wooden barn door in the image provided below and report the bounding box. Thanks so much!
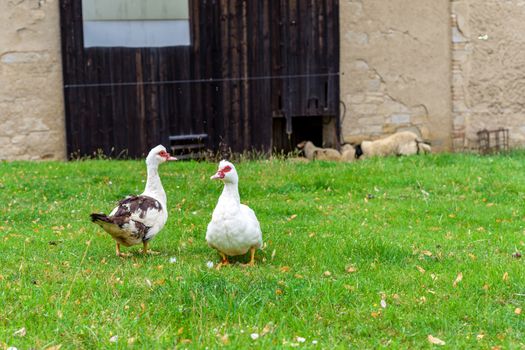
[59,0,339,157]
[198,0,340,153]
[270,0,340,152]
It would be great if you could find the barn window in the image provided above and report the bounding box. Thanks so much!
[82,0,190,48]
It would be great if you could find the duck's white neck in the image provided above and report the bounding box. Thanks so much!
[218,182,240,209]
[143,164,167,205]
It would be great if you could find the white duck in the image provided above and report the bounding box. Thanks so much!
[206,160,263,268]
[90,145,176,256]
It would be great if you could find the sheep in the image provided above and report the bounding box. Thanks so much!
[297,141,343,161]
[354,131,431,159]
[340,143,356,162]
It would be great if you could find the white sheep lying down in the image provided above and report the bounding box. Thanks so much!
[297,141,349,161]
[355,131,431,159]
[340,143,356,161]
[295,131,430,162]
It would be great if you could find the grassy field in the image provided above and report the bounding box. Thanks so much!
[1,153,524,349]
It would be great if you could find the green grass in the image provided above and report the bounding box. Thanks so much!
[1,153,525,349]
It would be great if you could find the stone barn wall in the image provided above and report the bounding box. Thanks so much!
[0,0,65,160]
[451,0,525,151]
[341,0,525,152]
[339,0,453,151]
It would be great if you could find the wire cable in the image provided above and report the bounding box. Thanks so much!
[63,72,340,89]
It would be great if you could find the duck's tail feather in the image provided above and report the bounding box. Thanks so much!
[90,212,128,239]
[90,213,111,224]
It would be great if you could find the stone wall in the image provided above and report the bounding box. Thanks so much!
[340,0,453,151]
[451,0,525,151]
[0,0,65,160]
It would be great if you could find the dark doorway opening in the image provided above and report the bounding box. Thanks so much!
[272,116,338,154]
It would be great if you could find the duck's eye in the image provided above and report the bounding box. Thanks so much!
[222,165,232,173]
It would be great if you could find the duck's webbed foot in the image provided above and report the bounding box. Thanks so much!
[142,241,160,255]
[116,243,131,257]
[241,247,256,267]
[216,252,230,270]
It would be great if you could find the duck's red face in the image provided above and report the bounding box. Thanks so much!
[211,165,232,180]
[158,150,177,161]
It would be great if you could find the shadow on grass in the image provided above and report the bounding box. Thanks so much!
[344,238,414,266]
